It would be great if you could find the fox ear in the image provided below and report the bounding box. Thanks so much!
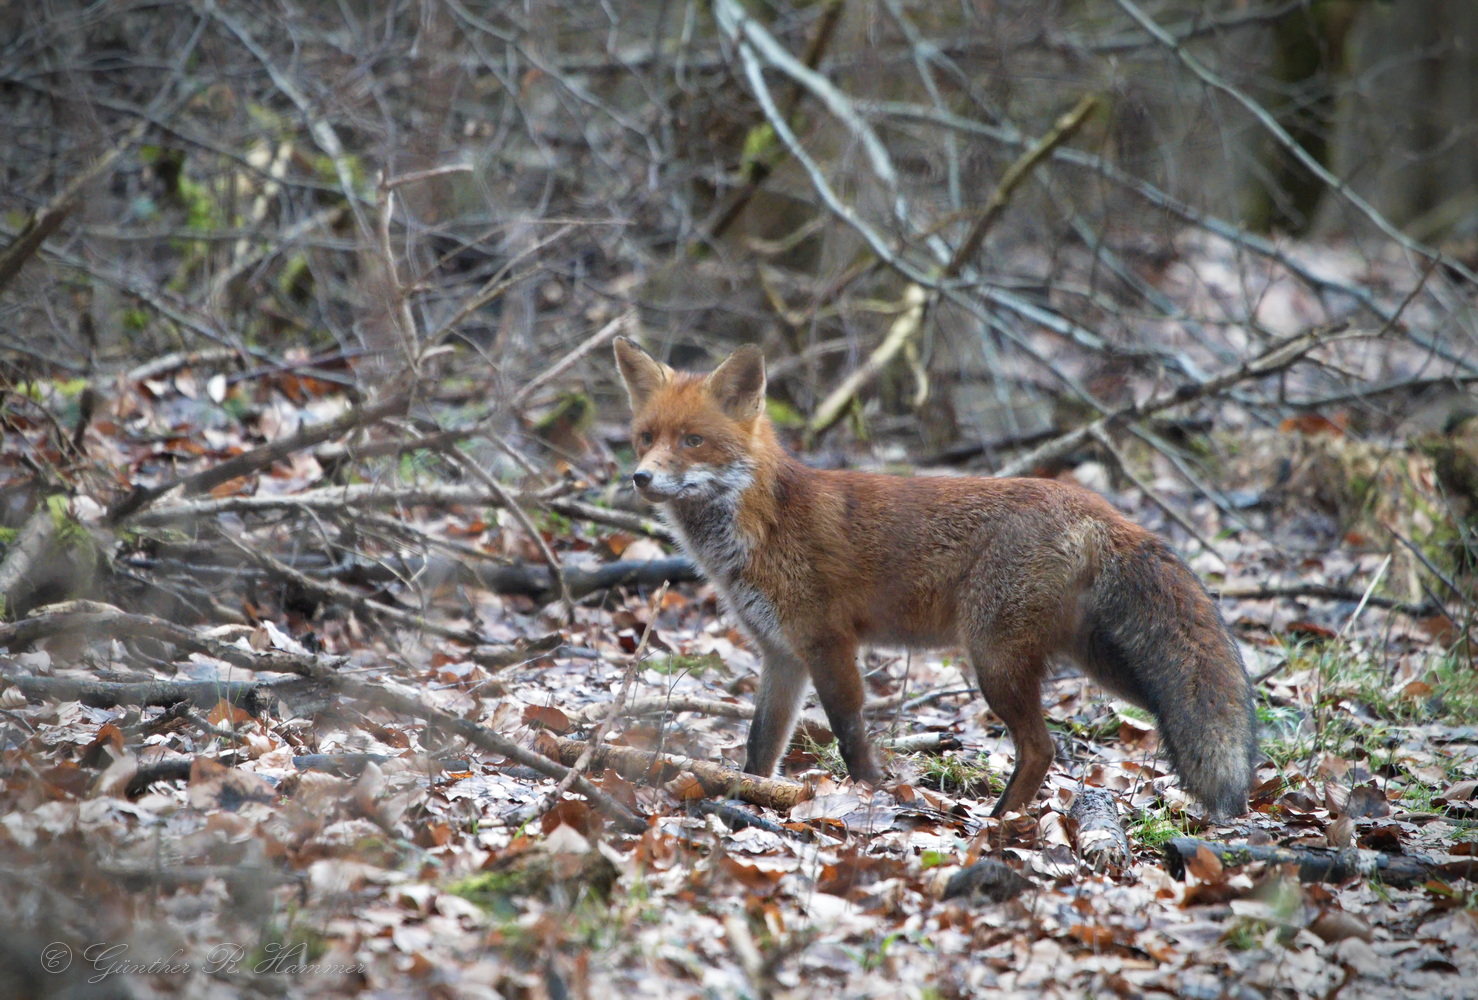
[706,344,766,421]
[613,337,672,411]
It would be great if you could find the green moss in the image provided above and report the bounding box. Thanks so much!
[448,870,527,918]
[176,174,223,231]
[643,653,724,677]
[915,751,1000,798]
[797,729,848,779]
[1128,806,1187,849]
[249,921,328,972]
[765,398,806,428]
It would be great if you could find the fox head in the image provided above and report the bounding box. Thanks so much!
[613,337,768,504]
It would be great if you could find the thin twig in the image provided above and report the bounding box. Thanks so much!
[444,448,577,625]
[0,118,149,294]
[510,582,669,828]
[510,310,634,410]
[1113,0,1477,288]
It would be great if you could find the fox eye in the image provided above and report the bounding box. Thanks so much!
[638,431,653,447]
[682,434,704,448]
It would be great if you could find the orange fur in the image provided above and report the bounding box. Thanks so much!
[614,338,1256,817]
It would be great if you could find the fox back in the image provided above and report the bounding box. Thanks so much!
[614,337,1257,818]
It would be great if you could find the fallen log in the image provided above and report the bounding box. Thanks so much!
[547,736,809,812]
[0,672,329,716]
[1163,836,1452,889]
[1069,789,1132,871]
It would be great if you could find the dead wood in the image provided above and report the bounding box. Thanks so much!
[0,672,326,715]
[125,757,206,796]
[237,539,487,645]
[129,481,676,542]
[1069,789,1132,871]
[547,735,809,812]
[334,677,646,834]
[106,388,413,523]
[883,732,964,754]
[0,508,68,619]
[0,600,333,677]
[1162,837,1449,888]
[465,556,700,604]
[570,693,754,726]
[0,119,148,295]
[1215,582,1439,617]
[571,688,951,728]
[939,859,1035,903]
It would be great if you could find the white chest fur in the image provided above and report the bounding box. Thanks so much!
[663,495,784,647]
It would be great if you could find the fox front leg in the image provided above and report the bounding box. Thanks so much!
[743,646,808,777]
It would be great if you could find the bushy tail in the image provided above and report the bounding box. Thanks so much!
[1082,537,1256,818]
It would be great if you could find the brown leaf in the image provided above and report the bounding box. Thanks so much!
[417,821,454,848]
[522,705,572,734]
[1068,923,1121,949]
[208,699,255,727]
[1327,816,1355,848]
[1309,909,1373,944]
[1439,779,1478,803]
[208,474,252,498]
[1356,823,1403,851]
[720,857,785,893]
[187,757,275,810]
[1343,783,1391,819]
[1185,845,1225,883]
[663,773,706,801]
[1279,413,1346,436]
[1286,620,1337,640]
[542,798,596,835]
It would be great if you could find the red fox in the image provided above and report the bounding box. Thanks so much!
[614,338,1257,818]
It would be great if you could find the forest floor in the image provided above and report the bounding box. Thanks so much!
[1,331,1476,1000]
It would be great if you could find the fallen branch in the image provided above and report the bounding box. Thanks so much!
[130,481,677,542]
[234,538,487,646]
[993,322,1352,478]
[570,693,753,727]
[1215,582,1438,618]
[1069,789,1132,872]
[335,678,645,834]
[0,672,326,716]
[0,600,333,677]
[548,736,809,812]
[883,732,964,754]
[511,582,669,829]
[465,556,700,604]
[1162,837,1446,889]
[571,687,937,727]
[124,348,242,384]
[107,388,413,523]
[0,119,148,294]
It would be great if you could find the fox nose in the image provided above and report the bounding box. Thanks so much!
[632,470,653,490]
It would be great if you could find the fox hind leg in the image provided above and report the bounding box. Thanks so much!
[967,640,1054,816]
[801,634,881,784]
